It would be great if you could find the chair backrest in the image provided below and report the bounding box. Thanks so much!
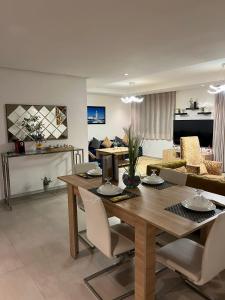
[78,186,112,258]
[160,168,187,186]
[200,212,225,285]
[74,162,98,174]
[180,136,202,165]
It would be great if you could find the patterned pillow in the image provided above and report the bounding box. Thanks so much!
[204,160,223,175]
[186,165,199,174]
[102,137,113,148]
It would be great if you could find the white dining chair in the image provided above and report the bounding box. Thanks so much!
[74,161,99,175]
[160,168,188,186]
[155,168,188,246]
[78,186,134,300]
[157,212,225,300]
[74,162,99,248]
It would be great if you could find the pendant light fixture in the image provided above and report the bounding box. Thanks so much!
[121,82,144,103]
[208,63,225,94]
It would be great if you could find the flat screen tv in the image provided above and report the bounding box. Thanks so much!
[173,120,214,147]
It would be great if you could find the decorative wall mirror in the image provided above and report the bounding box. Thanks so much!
[6,104,68,142]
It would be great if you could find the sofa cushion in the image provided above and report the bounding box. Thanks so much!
[102,137,113,148]
[202,174,224,180]
[204,160,223,175]
[89,137,102,149]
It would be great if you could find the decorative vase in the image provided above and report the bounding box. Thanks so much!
[36,141,43,150]
[122,172,141,189]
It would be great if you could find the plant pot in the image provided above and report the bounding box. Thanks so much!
[122,172,141,189]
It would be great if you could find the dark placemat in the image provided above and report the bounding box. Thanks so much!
[89,187,138,203]
[165,203,225,223]
[77,173,101,179]
[142,181,175,190]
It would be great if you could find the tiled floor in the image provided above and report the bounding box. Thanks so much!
[0,190,224,300]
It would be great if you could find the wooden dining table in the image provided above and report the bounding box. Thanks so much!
[58,174,225,300]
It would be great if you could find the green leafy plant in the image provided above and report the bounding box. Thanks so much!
[21,116,44,142]
[124,126,143,178]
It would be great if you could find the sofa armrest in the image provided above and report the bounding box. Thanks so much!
[204,160,223,175]
[146,160,186,176]
[186,174,225,196]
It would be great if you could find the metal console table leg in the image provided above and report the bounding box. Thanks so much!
[71,150,75,174]
[1,154,12,210]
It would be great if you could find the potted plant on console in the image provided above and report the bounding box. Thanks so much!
[122,126,143,189]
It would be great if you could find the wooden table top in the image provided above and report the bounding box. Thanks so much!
[59,174,225,238]
[96,147,128,155]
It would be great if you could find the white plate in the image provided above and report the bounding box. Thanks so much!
[141,176,164,185]
[97,186,123,196]
[87,169,102,176]
[181,198,216,212]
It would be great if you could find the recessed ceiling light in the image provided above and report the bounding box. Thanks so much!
[124,73,129,76]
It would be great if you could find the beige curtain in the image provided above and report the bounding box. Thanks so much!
[213,93,225,171]
[131,91,176,140]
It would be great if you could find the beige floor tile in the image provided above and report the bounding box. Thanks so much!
[0,190,224,300]
[0,230,23,276]
[0,268,44,300]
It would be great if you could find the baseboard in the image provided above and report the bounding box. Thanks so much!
[0,184,67,202]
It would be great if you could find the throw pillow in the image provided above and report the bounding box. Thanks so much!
[122,134,129,146]
[102,137,113,148]
[186,165,199,174]
[204,160,222,175]
[89,137,102,149]
[175,166,187,173]
[114,136,123,146]
[199,163,208,175]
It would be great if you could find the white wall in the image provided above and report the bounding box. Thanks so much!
[143,87,215,158]
[0,68,87,199]
[176,87,215,120]
[87,94,131,141]
[143,140,173,158]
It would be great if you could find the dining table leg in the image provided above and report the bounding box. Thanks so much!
[135,220,156,300]
[67,183,79,259]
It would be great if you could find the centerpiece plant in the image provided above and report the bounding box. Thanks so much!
[122,126,143,188]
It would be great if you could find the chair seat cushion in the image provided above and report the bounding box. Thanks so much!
[111,224,134,256]
[157,238,204,283]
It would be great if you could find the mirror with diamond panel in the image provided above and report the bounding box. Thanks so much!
[6,104,68,142]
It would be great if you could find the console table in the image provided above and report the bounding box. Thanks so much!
[1,147,84,209]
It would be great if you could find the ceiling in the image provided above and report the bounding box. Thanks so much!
[1,0,225,95]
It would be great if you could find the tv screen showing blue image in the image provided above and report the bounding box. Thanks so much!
[87,106,106,124]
